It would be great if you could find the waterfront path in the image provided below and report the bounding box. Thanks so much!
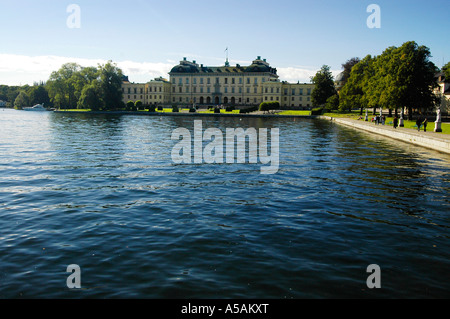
[323,116,450,155]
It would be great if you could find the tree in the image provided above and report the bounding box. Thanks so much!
[374,41,439,119]
[135,100,143,110]
[14,91,30,108]
[339,55,375,114]
[325,94,339,111]
[28,85,51,106]
[77,82,103,110]
[98,61,123,110]
[311,65,337,107]
[341,57,361,82]
[442,62,450,82]
[47,63,82,109]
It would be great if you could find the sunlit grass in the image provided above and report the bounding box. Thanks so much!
[277,110,311,116]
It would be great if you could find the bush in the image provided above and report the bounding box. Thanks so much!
[135,100,143,110]
[311,107,324,115]
[172,105,179,113]
[239,106,259,114]
[126,101,134,111]
[225,106,235,112]
[148,105,156,112]
[259,101,280,113]
[189,107,196,113]
[214,107,220,114]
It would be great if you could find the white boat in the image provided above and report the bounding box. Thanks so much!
[23,104,48,111]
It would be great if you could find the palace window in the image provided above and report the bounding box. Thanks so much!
[300,88,304,95]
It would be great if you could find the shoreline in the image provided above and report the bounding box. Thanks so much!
[320,116,450,155]
[53,110,317,119]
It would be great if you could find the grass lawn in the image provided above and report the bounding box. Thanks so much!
[383,117,450,134]
[57,109,91,112]
[277,110,311,116]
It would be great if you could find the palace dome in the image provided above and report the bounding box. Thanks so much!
[170,64,199,74]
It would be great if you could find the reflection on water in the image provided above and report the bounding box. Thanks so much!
[0,109,449,298]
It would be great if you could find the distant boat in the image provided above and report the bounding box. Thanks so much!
[23,104,49,111]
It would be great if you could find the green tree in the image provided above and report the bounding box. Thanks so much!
[341,57,361,83]
[135,100,143,110]
[14,91,30,108]
[374,42,439,119]
[47,63,82,109]
[325,94,339,111]
[77,82,103,110]
[98,61,123,110]
[311,65,337,107]
[339,55,375,114]
[442,62,450,82]
[28,85,51,106]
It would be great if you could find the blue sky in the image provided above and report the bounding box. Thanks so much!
[0,0,449,85]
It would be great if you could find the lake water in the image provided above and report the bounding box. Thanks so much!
[0,109,449,298]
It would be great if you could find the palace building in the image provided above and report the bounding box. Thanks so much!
[122,56,315,109]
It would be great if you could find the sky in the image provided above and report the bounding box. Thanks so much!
[0,0,449,86]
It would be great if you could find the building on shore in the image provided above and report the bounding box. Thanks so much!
[121,76,171,106]
[122,56,315,109]
[434,72,450,113]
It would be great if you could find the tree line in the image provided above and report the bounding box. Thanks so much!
[0,61,124,110]
[311,41,448,120]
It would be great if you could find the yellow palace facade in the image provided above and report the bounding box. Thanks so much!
[122,56,315,109]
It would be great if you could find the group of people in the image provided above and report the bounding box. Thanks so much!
[416,116,428,132]
[372,115,429,132]
[372,115,386,125]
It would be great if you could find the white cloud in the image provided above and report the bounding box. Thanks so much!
[0,54,173,85]
[277,66,342,83]
[0,53,341,86]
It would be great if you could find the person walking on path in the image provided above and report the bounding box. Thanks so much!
[416,117,423,131]
[423,118,428,132]
[393,116,399,129]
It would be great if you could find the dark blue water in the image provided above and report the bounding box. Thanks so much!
[0,109,449,298]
